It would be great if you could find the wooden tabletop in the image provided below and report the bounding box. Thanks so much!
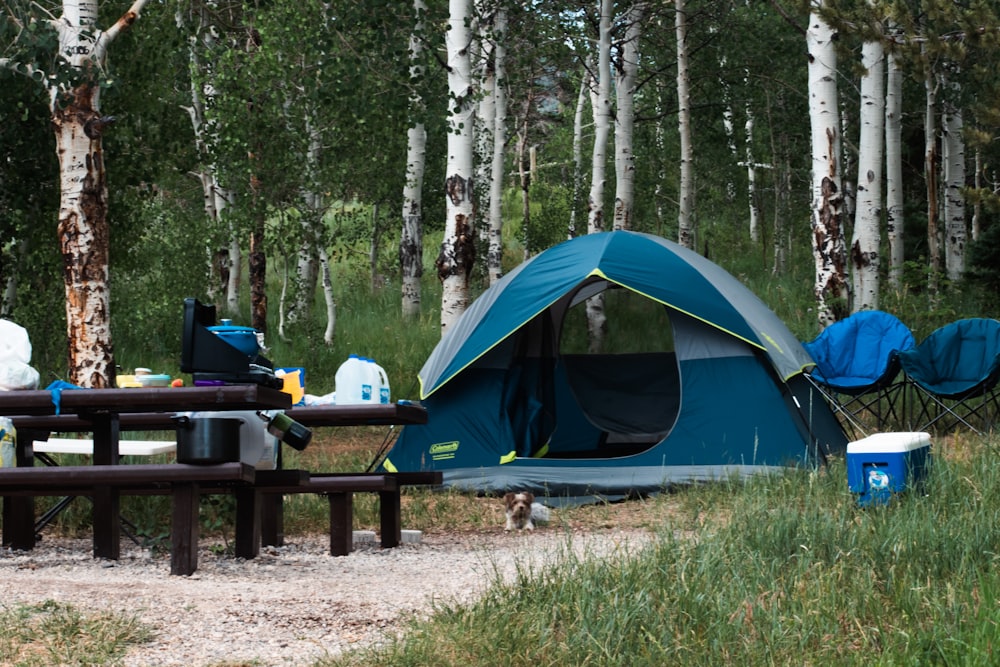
[10,400,427,432]
[0,385,292,417]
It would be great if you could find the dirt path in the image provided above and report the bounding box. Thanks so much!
[0,527,653,666]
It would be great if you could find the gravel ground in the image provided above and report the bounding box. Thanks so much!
[0,526,654,666]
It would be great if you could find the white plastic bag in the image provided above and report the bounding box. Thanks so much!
[0,319,40,390]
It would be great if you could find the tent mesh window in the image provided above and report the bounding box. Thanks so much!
[542,285,680,458]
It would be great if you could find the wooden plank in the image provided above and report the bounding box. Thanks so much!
[284,403,427,426]
[12,413,177,432]
[0,463,255,489]
[9,399,422,432]
[390,471,443,485]
[253,469,310,487]
[0,385,291,417]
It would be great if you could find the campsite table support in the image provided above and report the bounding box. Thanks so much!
[4,400,430,569]
[259,402,429,546]
[0,385,291,558]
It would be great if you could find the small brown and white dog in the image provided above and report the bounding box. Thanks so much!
[503,491,535,531]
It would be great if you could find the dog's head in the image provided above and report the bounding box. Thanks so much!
[503,492,534,519]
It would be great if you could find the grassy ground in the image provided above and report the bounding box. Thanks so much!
[319,432,1000,667]
[8,430,1000,666]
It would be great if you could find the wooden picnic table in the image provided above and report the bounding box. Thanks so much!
[0,385,291,560]
[2,396,435,574]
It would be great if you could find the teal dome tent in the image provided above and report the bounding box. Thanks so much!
[382,231,846,501]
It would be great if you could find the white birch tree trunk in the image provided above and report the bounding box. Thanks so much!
[401,0,428,318]
[745,102,761,243]
[972,149,981,242]
[516,107,532,260]
[319,246,337,344]
[286,116,324,331]
[569,64,591,238]
[587,0,612,236]
[180,4,234,308]
[226,233,242,314]
[612,2,645,232]
[923,51,941,295]
[885,36,904,290]
[840,103,855,223]
[850,24,884,312]
[655,82,667,234]
[941,72,966,282]
[486,6,507,285]
[586,0,613,353]
[51,0,149,387]
[720,60,738,205]
[806,3,848,327]
[436,0,476,334]
[475,0,495,246]
[675,0,695,249]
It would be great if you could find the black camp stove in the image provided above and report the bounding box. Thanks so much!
[180,297,284,389]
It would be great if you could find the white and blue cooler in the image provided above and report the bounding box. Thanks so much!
[846,432,932,507]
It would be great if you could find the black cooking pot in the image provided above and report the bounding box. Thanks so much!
[172,415,242,464]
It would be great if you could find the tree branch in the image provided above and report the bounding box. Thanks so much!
[100,0,150,48]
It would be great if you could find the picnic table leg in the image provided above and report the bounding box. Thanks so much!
[234,487,261,559]
[327,492,353,556]
[2,496,36,550]
[260,494,284,547]
[90,413,121,560]
[379,490,401,549]
[171,482,200,576]
[3,431,39,550]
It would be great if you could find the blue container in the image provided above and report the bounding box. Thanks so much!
[847,432,932,507]
[207,319,261,358]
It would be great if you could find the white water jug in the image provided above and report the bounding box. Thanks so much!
[359,357,379,404]
[335,354,371,405]
[371,360,390,404]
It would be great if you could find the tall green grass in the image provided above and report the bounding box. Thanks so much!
[326,438,1000,666]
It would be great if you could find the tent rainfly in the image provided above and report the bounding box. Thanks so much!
[381,231,847,500]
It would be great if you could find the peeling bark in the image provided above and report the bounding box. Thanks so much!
[941,69,966,282]
[47,0,149,387]
[439,0,474,333]
[807,4,848,328]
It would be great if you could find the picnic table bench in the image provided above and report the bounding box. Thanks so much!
[0,463,438,575]
[0,462,255,574]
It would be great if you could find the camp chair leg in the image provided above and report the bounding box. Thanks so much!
[806,377,871,439]
[905,380,996,436]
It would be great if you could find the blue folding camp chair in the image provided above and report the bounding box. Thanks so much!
[897,318,1000,435]
[803,310,916,436]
